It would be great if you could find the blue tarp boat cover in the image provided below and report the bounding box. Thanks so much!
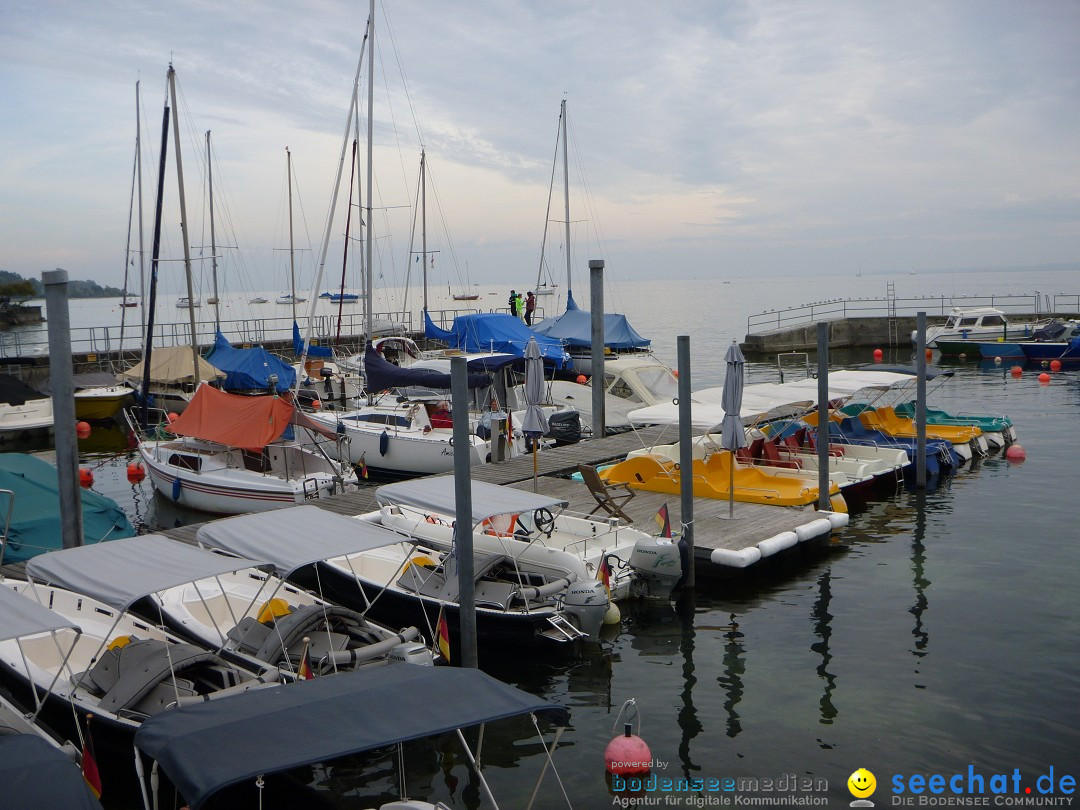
[134,665,569,810]
[206,332,296,393]
[531,290,650,350]
[292,321,333,359]
[0,735,102,810]
[364,346,491,392]
[425,311,571,367]
[0,454,135,563]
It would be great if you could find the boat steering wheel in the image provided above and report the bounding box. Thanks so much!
[533,508,556,536]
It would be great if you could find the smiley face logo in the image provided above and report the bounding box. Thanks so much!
[847,768,877,798]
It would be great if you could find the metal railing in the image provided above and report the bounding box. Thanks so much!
[746,292,1079,335]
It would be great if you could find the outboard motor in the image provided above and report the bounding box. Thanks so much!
[628,537,683,600]
[546,409,582,445]
[561,579,609,642]
[390,641,436,666]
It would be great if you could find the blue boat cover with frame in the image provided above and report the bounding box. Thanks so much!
[134,665,568,810]
[531,290,650,350]
[206,331,297,393]
[424,311,571,367]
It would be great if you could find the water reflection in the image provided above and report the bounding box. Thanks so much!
[675,594,702,779]
[717,613,746,738]
[909,490,930,686]
[810,570,837,724]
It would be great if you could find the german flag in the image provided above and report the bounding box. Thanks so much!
[82,715,102,800]
[297,641,314,680]
[598,555,612,593]
[436,607,451,664]
[654,502,672,538]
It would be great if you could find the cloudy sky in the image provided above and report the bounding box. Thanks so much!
[2,0,1078,295]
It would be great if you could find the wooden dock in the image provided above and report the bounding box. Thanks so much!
[153,424,845,580]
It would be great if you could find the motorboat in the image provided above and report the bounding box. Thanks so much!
[372,477,683,601]
[975,319,1080,360]
[276,292,307,304]
[546,352,679,432]
[39,372,135,421]
[1020,334,1080,365]
[196,506,607,653]
[915,306,1036,349]
[0,374,54,445]
[24,534,433,679]
[130,384,356,514]
[175,297,200,309]
[134,665,569,810]
[248,296,268,304]
[0,573,280,739]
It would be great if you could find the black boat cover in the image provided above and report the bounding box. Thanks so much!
[134,665,568,810]
[0,735,102,810]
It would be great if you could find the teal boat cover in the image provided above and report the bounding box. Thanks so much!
[0,454,135,563]
[531,289,650,350]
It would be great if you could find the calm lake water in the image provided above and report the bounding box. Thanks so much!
[29,269,1080,807]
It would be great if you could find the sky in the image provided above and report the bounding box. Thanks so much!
[1,0,1078,297]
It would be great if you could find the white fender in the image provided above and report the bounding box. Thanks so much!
[757,531,798,557]
[710,546,762,569]
[795,518,834,542]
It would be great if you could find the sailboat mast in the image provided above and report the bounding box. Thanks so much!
[137,80,146,338]
[287,147,296,323]
[168,66,201,385]
[421,149,427,314]
[206,129,220,331]
[140,96,171,429]
[561,98,571,296]
[364,0,374,348]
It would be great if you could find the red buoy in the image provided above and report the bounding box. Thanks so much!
[75,421,92,439]
[311,399,322,409]
[873,348,883,361]
[79,468,94,488]
[1039,372,1051,384]
[604,726,652,777]
[167,412,180,423]
[925,348,933,361]
[576,375,588,385]
[126,462,146,482]
[1010,366,1023,378]
[1005,444,1026,462]
[1050,359,1062,372]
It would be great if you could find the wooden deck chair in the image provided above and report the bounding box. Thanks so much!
[578,464,636,523]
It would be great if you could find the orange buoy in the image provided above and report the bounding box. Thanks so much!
[126,462,145,482]
[311,399,322,409]
[1050,359,1062,372]
[1010,366,1023,378]
[576,375,588,385]
[1038,372,1051,384]
[75,421,92,439]
[873,348,883,361]
[1005,444,1026,462]
[167,412,180,423]
[925,348,933,361]
[604,699,650,778]
[79,467,94,488]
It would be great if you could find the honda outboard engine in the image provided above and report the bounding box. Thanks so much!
[561,579,609,642]
[628,536,683,600]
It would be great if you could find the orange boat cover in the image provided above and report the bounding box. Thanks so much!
[167,385,294,450]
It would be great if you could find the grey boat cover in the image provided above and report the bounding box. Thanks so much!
[0,734,102,810]
[25,534,266,612]
[135,665,568,810]
[376,476,569,525]
[196,506,408,576]
[0,582,79,642]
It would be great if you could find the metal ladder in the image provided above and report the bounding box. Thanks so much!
[886,282,898,346]
[541,613,586,642]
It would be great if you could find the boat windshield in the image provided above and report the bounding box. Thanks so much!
[636,367,679,401]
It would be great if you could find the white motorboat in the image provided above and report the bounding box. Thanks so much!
[276,293,307,304]
[197,505,609,651]
[915,306,1037,347]
[546,353,679,432]
[176,296,201,308]
[131,384,356,514]
[0,374,54,444]
[373,477,683,602]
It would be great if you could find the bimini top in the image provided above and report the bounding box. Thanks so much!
[531,291,650,351]
[205,331,296,393]
[0,735,102,810]
[424,311,571,367]
[0,580,79,642]
[0,373,49,406]
[25,534,265,613]
[376,476,569,526]
[196,506,407,576]
[134,665,569,810]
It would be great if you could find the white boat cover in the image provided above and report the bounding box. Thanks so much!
[196,506,408,576]
[376,476,569,525]
[25,535,265,612]
[135,666,568,810]
[0,581,79,641]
